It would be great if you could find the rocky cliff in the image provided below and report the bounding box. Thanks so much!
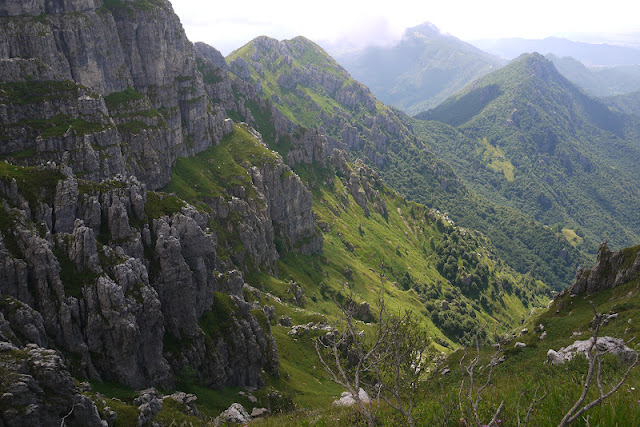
[225,36,417,168]
[0,0,229,189]
[570,242,640,295]
[0,0,326,424]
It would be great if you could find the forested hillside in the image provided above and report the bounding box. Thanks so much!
[416,53,640,257]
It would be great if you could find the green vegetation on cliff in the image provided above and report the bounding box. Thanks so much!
[227,40,584,289]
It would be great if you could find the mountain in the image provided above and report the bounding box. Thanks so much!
[0,0,291,402]
[472,36,640,66]
[416,53,640,256]
[0,1,550,424]
[1,1,638,425]
[334,22,503,114]
[227,36,585,289]
[604,90,640,116]
[547,54,640,97]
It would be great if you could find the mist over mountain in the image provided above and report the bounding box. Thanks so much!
[472,36,640,66]
[546,54,640,97]
[333,22,503,114]
[604,91,640,116]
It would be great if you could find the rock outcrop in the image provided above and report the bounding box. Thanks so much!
[570,242,640,295]
[0,171,282,391]
[332,388,370,407]
[225,35,424,170]
[214,402,251,425]
[194,42,328,168]
[330,149,388,218]
[547,336,637,365]
[0,341,103,426]
[0,0,331,424]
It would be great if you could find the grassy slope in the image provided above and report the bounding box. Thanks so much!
[140,121,546,412]
[227,38,585,291]
[241,161,548,410]
[255,268,640,426]
[227,37,351,129]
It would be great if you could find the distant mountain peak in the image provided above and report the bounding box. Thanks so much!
[405,21,444,38]
[335,22,502,114]
[513,52,567,83]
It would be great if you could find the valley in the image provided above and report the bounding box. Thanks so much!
[0,0,639,425]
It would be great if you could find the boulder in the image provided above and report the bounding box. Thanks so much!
[251,407,269,418]
[214,403,250,425]
[279,316,292,327]
[332,388,370,406]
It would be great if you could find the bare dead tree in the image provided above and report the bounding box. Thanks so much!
[315,291,434,427]
[315,294,393,427]
[371,309,433,427]
[458,336,504,427]
[557,302,639,426]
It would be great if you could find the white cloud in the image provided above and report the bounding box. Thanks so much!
[168,0,640,55]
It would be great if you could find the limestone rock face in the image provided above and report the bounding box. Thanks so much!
[195,43,328,168]
[0,173,280,393]
[570,242,640,295]
[194,42,229,70]
[251,162,322,255]
[0,0,333,423]
[330,149,388,218]
[0,342,104,426]
[0,0,230,189]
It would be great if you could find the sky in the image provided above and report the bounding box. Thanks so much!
[168,0,640,55]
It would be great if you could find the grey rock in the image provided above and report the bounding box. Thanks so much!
[163,392,202,418]
[548,336,637,365]
[215,402,250,425]
[53,176,79,234]
[262,305,275,323]
[217,270,245,298]
[135,388,163,426]
[570,242,640,295]
[332,388,370,406]
[251,407,269,418]
[194,42,228,70]
[288,323,313,336]
[0,342,103,426]
[514,342,526,348]
[279,316,292,327]
[69,220,101,274]
[0,0,293,399]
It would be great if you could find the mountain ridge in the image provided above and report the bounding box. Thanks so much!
[472,36,640,66]
[415,53,640,256]
[228,38,586,288]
